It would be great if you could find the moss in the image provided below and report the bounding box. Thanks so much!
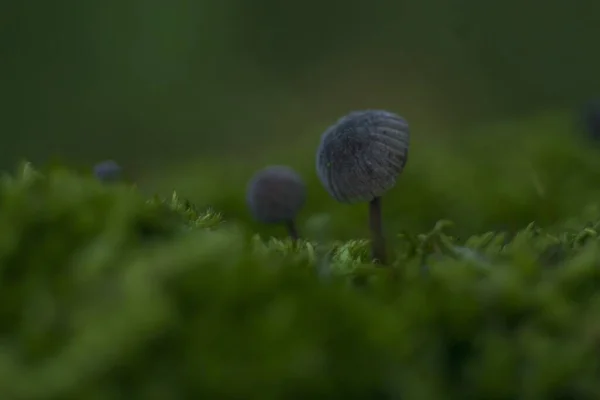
[3,163,600,399]
[142,110,600,243]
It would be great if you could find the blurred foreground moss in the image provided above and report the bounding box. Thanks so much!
[4,164,600,398]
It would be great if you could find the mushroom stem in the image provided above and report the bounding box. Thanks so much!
[369,196,387,265]
[285,220,299,241]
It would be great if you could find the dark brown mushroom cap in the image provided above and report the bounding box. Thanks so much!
[246,166,306,224]
[316,110,410,203]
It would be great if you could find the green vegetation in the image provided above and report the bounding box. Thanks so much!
[5,1,600,397]
[5,142,600,397]
[143,110,600,241]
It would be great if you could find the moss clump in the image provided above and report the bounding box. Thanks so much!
[3,163,600,399]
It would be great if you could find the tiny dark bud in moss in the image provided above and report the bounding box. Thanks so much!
[581,99,600,142]
[246,165,306,240]
[93,160,122,183]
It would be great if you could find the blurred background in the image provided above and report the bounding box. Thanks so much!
[3,0,600,241]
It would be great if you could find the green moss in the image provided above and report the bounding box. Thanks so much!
[141,110,600,243]
[4,163,600,399]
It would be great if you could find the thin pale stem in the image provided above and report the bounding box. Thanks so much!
[369,196,387,265]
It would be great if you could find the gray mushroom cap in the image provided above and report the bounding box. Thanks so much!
[316,110,410,203]
[246,166,306,224]
[93,160,122,182]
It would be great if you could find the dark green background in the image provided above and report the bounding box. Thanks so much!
[2,0,600,239]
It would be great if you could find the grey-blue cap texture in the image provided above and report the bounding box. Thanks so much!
[246,166,306,224]
[316,110,410,203]
[93,160,122,182]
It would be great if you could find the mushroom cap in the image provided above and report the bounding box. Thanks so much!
[316,110,410,203]
[582,99,600,141]
[246,166,306,224]
[93,160,122,182]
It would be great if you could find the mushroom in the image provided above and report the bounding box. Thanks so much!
[93,160,122,183]
[246,166,307,240]
[581,99,600,142]
[316,110,410,265]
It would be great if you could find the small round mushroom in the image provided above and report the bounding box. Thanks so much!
[93,160,122,183]
[581,99,600,142]
[246,165,307,240]
[316,110,410,265]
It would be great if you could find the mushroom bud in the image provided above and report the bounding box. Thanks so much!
[581,99,600,142]
[316,110,410,265]
[246,166,307,240]
[93,160,122,183]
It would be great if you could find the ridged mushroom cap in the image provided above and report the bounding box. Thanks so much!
[316,110,410,203]
[246,166,306,224]
[93,160,122,182]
